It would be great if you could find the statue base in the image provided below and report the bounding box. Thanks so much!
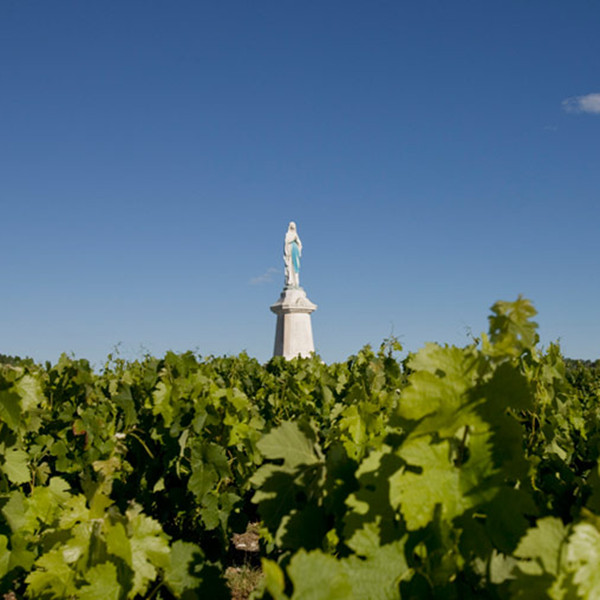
[270,286,317,359]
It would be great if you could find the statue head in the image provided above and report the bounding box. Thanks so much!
[288,221,296,231]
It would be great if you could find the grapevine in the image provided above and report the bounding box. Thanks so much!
[1,298,600,598]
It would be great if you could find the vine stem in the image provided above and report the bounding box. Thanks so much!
[147,581,164,599]
[456,425,470,466]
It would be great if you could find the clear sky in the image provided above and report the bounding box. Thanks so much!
[1,1,599,367]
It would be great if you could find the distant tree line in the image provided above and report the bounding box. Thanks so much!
[0,353,32,366]
[1,352,599,371]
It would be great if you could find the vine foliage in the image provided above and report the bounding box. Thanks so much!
[1,297,600,598]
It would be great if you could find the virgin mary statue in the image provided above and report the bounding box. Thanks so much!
[284,221,302,288]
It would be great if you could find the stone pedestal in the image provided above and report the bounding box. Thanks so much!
[270,286,317,359]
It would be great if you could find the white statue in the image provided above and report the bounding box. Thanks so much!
[283,221,302,288]
[272,221,317,358]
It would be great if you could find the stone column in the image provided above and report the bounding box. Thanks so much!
[270,286,317,359]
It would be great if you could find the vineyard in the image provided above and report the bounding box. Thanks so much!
[2,297,600,599]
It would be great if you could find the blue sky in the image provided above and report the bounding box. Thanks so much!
[1,1,599,366]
